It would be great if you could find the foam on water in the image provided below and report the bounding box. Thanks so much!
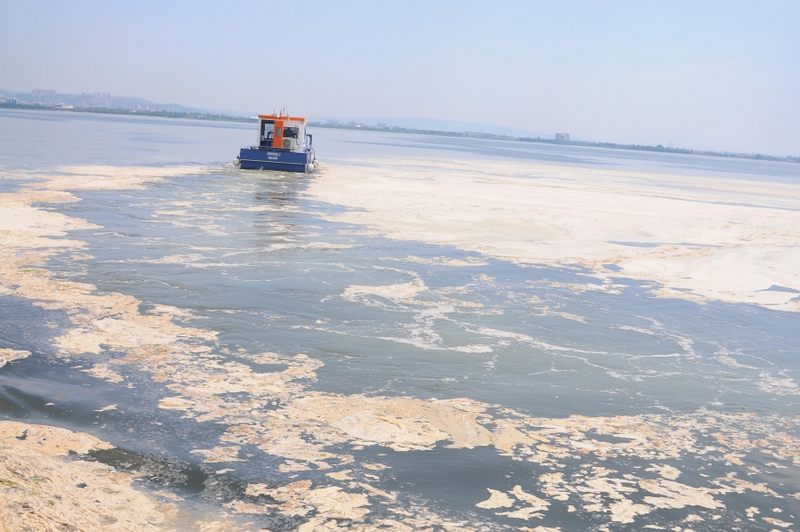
[1,110,799,529]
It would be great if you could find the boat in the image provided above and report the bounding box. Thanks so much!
[235,113,316,172]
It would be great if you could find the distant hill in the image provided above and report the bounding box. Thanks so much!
[313,116,547,138]
[0,89,544,137]
[0,88,209,114]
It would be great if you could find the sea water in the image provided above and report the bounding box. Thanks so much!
[1,109,798,529]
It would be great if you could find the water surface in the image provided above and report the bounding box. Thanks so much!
[1,109,798,530]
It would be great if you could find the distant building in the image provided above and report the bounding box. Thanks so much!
[32,89,57,98]
[31,89,57,104]
[555,133,570,142]
[5,98,17,105]
[86,92,112,107]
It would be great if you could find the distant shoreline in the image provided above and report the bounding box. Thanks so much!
[2,102,797,164]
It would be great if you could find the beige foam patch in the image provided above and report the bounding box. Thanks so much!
[308,158,800,312]
[0,420,226,530]
[2,162,798,529]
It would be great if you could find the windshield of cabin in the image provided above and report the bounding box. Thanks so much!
[260,121,274,142]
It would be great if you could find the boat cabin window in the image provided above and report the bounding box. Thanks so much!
[284,127,299,139]
[260,121,275,144]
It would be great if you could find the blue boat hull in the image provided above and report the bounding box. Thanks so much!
[237,147,314,172]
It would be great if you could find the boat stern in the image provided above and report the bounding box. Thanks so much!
[237,147,313,172]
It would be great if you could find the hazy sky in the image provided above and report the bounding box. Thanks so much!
[1,1,797,155]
